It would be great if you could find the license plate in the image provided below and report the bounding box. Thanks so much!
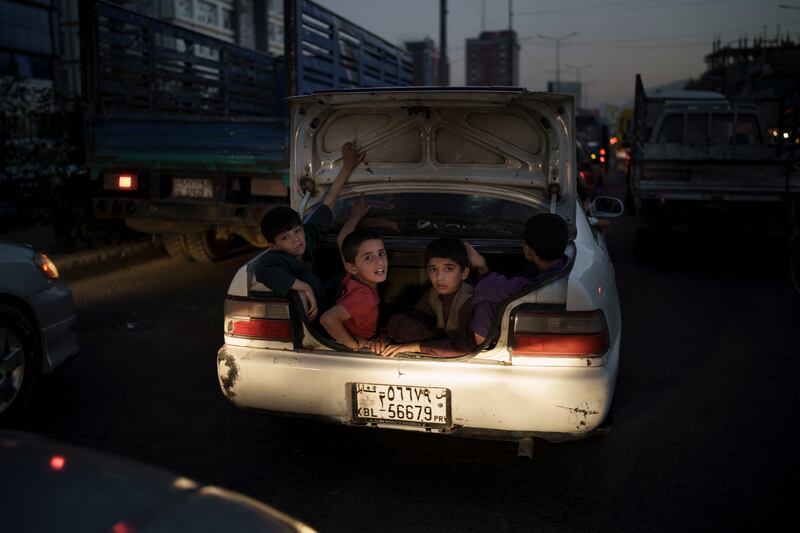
[352,383,451,427]
[172,178,213,198]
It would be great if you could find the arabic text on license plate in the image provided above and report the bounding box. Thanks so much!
[172,178,213,198]
[353,383,450,427]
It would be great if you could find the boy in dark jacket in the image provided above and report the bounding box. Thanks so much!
[252,142,363,318]
[372,238,476,358]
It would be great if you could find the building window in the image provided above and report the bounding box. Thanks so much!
[222,8,233,30]
[176,0,193,18]
[196,0,218,26]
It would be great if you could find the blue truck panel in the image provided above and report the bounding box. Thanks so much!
[84,0,412,254]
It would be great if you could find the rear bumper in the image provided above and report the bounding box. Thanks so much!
[217,341,619,441]
[93,198,269,228]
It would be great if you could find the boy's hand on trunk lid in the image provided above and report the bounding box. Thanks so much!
[341,142,365,171]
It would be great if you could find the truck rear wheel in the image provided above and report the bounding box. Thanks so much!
[184,231,230,263]
[163,234,191,260]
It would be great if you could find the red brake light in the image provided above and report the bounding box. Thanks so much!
[231,319,292,340]
[510,309,610,358]
[224,297,293,341]
[50,455,65,471]
[103,173,139,191]
[118,175,135,189]
[512,332,610,356]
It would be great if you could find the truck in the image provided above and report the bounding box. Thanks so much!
[628,74,800,238]
[81,0,413,261]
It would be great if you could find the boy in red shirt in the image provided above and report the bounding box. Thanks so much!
[320,198,387,350]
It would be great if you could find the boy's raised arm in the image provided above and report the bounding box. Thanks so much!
[324,142,364,210]
[464,242,488,275]
[336,193,370,253]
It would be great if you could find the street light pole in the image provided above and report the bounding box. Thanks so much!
[537,30,578,87]
[439,0,448,85]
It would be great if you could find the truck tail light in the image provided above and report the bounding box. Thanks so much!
[510,309,610,358]
[103,173,139,191]
[224,297,293,341]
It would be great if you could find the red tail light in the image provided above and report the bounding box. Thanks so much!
[224,297,293,341]
[510,309,610,358]
[103,173,139,191]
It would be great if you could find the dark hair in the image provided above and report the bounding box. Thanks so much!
[424,238,468,270]
[523,213,568,261]
[260,206,302,243]
[341,229,383,264]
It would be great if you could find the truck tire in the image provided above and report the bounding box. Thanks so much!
[184,231,230,263]
[0,304,40,420]
[163,234,191,260]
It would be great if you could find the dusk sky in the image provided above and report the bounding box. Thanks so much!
[319,0,800,109]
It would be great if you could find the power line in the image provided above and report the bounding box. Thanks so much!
[516,21,800,48]
[516,0,741,17]
[460,0,505,29]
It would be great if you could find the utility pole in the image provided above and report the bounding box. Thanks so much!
[439,0,448,85]
[508,0,514,85]
[537,30,578,88]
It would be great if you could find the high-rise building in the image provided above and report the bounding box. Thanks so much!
[466,30,519,86]
[405,38,444,86]
[1,0,61,84]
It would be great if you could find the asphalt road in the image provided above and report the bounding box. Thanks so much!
[11,171,800,532]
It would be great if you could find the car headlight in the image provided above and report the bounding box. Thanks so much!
[34,251,60,280]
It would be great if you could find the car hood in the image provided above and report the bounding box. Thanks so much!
[289,89,577,233]
[0,431,314,532]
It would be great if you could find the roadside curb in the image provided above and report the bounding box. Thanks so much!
[52,239,165,277]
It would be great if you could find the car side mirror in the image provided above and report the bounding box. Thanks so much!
[589,196,624,218]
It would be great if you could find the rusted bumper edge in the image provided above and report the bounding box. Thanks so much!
[217,347,240,402]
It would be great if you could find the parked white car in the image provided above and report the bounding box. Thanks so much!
[217,89,623,446]
[1,241,79,419]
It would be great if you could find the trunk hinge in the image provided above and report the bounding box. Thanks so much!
[549,183,560,213]
[548,163,560,213]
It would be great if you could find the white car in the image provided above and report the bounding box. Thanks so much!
[1,241,79,419]
[217,89,623,446]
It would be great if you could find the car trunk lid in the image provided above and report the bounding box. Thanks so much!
[289,88,577,235]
